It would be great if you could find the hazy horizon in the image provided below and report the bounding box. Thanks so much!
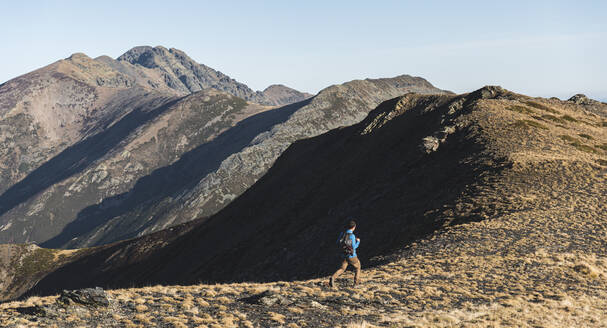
[1,0,606,101]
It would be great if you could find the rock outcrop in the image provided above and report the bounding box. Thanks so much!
[57,287,109,307]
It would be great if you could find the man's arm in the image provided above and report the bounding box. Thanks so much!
[351,234,360,249]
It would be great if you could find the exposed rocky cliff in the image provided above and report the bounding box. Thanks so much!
[12,86,605,302]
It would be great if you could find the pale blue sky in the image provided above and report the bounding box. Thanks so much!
[1,0,606,100]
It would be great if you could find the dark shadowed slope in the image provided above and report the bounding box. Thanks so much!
[22,86,606,300]
[57,75,449,249]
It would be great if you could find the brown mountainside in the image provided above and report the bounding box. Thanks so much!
[0,52,178,196]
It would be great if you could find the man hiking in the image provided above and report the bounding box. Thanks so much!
[330,219,361,288]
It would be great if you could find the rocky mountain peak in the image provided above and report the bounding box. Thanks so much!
[114,45,312,105]
[116,46,161,68]
[117,46,190,69]
[117,46,209,73]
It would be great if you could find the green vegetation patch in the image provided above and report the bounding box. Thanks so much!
[525,101,559,114]
[578,133,593,140]
[506,105,535,115]
[596,143,607,151]
[513,119,548,130]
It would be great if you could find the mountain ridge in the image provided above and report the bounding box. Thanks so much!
[42,74,450,249]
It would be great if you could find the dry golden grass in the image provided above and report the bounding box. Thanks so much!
[344,321,377,328]
[288,306,305,314]
[163,315,188,327]
[215,296,232,304]
[133,313,152,325]
[268,311,286,324]
[196,298,210,307]
[134,304,147,312]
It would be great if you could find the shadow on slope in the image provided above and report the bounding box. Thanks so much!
[0,96,179,218]
[41,98,312,248]
[25,90,515,297]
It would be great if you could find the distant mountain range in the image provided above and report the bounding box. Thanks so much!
[0,46,449,249]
